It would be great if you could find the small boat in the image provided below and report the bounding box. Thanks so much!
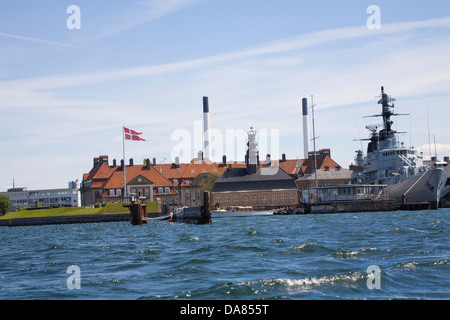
[211,206,273,218]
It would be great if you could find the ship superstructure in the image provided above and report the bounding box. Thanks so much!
[356,87,447,208]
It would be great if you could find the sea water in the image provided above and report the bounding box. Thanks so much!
[0,209,448,300]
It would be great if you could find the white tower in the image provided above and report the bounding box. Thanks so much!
[246,127,259,174]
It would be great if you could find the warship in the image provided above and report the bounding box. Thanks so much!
[354,86,447,209]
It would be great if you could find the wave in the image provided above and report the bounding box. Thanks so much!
[289,241,333,254]
[261,272,365,289]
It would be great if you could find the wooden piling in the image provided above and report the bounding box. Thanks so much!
[200,191,212,224]
[130,203,142,225]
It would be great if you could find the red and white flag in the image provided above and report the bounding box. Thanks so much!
[123,126,146,141]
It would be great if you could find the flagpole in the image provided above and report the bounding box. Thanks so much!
[122,126,127,203]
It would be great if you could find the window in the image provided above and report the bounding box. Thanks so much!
[216,198,221,204]
[116,189,122,197]
[173,179,178,186]
[185,190,190,196]
[145,188,149,196]
[253,195,258,204]
[243,196,248,205]
[272,195,277,203]
[233,197,238,204]
[165,187,170,195]
[225,197,230,204]
[281,195,286,203]
[262,196,267,203]
[290,194,295,203]
[158,187,163,195]
[110,189,115,197]
[196,190,200,196]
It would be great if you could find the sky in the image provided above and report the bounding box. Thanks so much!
[1,0,450,191]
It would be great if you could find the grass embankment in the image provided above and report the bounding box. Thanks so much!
[0,202,159,220]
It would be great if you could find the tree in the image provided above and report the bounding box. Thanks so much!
[0,195,13,216]
[193,173,220,193]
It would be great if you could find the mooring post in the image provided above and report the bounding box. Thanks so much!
[141,203,147,224]
[131,203,143,225]
[200,191,212,224]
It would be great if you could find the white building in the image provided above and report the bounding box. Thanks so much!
[0,181,81,211]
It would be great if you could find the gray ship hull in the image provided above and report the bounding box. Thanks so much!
[384,167,447,209]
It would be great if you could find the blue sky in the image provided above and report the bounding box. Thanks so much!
[1,0,450,190]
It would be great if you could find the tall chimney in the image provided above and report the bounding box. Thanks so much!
[302,98,310,159]
[203,96,212,161]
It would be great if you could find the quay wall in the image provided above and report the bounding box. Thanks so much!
[0,213,131,227]
[305,200,400,214]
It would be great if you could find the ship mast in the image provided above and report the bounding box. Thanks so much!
[364,86,408,144]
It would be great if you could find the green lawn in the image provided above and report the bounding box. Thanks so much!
[0,202,160,220]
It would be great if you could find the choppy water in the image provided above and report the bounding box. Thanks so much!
[0,209,449,300]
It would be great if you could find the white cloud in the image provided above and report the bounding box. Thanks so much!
[91,0,201,39]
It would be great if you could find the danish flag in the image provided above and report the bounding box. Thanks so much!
[123,126,146,141]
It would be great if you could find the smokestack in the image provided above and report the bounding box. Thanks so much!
[302,98,310,159]
[203,96,212,161]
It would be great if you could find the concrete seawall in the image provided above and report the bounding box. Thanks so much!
[304,200,400,214]
[0,213,131,227]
